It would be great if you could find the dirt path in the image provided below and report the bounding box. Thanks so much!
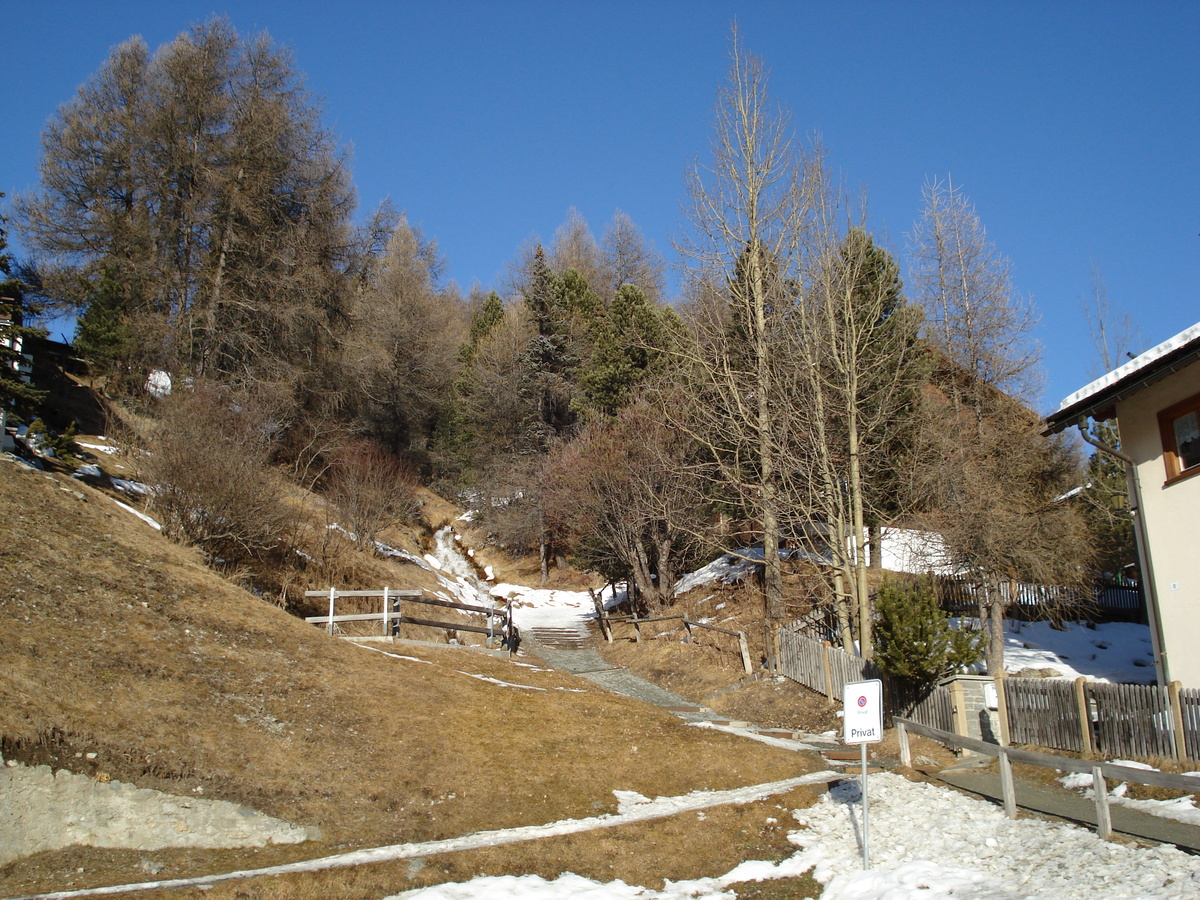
[522,628,845,754]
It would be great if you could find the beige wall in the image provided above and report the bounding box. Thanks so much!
[1116,358,1200,688]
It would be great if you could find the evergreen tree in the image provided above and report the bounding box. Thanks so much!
[73,267,133,375]
[577,283,675,417]
[522,245,578,443]
[873,578,983,687]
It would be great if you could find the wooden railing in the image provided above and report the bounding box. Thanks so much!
[590,591,752,673]
[303,587,518,650]
[895,716,1200,841]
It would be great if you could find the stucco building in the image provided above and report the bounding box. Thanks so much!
[1046,322,1200,688]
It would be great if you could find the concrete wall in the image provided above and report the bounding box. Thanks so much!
[1116,358,1200,689]
[0,755,316,866]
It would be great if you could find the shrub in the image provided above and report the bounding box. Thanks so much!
[324,440,419,550]
[141,382,294,567]
[874,577,983,687]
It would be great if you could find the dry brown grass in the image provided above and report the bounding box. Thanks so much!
[0,456,826,897]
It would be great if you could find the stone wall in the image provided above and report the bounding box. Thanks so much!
[0,755,316,866]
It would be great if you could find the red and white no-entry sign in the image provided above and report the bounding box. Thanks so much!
[842,678,883,744]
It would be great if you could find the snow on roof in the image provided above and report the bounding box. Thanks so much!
[1049,320,1200,428]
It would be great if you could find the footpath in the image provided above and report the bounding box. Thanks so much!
[936,757,1200,853]
[523,626,1200,856]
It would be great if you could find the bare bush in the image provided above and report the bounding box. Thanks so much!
[324,440,419,549]
[141,381,294,567]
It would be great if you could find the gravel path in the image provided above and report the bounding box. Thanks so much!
[522,627,843,748]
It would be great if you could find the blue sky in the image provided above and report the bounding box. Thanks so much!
[3,1,1198,414]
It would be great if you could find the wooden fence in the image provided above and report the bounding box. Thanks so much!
[303,587,518,650]
[931,576,1142,623]
[778,624,1199,762]
[590,591,753,673]
[1004,677,1198,762]
[776,623,953,732]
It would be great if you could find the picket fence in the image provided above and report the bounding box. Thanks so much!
[1006,677,1200,761]
[778,623,1200,762]
[931,576,1142,623]
[777,622,953,733]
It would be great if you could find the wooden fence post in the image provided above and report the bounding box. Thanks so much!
[589,589,612,643]
[327,587,336,636]
[950,679,969,744]
[999,749,1017,819]
[1169,681,1187,762]
[897,721,911,768]
[382,586,389,637]
[822,642,835,703]
[994,674,1010,747]
[1092,766,1112,839]
[633,618,642,643]
[683,620,694,644]
[1074,676,1093,756]
[737,631,753,674]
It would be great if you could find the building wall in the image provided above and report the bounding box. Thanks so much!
[1117,358,1200,688]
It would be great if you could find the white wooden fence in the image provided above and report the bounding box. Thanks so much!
[303,587,517,649]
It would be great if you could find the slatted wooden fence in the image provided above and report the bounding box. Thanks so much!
[1000,677,1197,762]
[777,624,953,732]
[1004,677,1084,752]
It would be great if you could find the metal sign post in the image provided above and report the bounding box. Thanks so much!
[843,678,883,870]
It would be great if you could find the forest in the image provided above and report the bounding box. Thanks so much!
[1,19,1133,669]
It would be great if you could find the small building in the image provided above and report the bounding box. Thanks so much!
[1045,322,1200,688]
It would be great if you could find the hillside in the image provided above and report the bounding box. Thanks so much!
[0,450,829,898]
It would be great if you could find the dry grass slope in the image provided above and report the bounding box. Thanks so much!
[0,457,824,898]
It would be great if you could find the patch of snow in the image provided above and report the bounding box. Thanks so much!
[72,463,102,478]
[673,553,758,594]
[78,441,119,454]
[110,496,161,530]
[146,369,172,399]
[112,477,151,495]
[1000,620,1157,684]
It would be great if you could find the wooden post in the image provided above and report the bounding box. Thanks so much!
[633,618,642,643]
[771,623,781,675]
[589,589,612,642]
[1074,676,1093,756]
[1092,765,1112,839]
[1169,681,1187,762]
[683,620,693,644]
[994,673,1011,747]
[737,631,753,674]
[382,586,389,637]
[950,679,969,745]
[327,587,336,636]
[998,749,1017,819]
[822,642,835,703]
[897,721,911,768]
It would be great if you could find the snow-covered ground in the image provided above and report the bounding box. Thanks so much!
[999,619,1157,684]
[399,542,1200,900]
[385,773,1200,899]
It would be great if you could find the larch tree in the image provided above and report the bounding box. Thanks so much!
[671,33,820,626]
[344,217,468,458]
[908,178,1090,675]
[14,18,355,392]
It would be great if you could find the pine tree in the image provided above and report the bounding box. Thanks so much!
[873,578,983,687]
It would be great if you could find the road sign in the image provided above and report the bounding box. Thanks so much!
[843,678,883,744]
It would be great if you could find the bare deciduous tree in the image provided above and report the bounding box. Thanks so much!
[908,178,1090,675]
